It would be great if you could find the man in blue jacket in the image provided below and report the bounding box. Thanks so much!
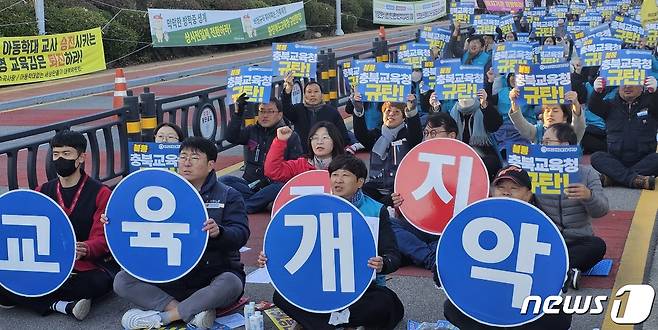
[114,137,250,330]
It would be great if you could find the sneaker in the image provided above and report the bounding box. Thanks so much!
[68,299,91,321]
[187,309,216,329]
[570,268,581,290]
[631,175,656,190]
[121,309,163,330]
[599,173,614,187]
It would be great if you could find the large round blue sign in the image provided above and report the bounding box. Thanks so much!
[264,193,377,313]
[0,190,76,297]
[437,197,568,327]
[105,168,208,283]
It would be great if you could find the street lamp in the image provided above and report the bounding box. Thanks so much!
[335,0,344,36]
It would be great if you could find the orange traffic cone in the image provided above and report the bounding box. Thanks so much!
[378,26,386,41]
[113,68,127,108]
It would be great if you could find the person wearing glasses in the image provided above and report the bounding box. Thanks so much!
[388,113,459,270]
[154,123,184,143]
[219,93,303,213]
[350,92,422,206]
[264,121,346,183]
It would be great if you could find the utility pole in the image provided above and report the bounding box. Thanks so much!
[335,0,344,36]
[34,0,46,35]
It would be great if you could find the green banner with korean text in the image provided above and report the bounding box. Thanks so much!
[148,2,306,47]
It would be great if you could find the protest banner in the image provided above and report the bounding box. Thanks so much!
[0,28,105,86]
[517,32,531,43]
[129,142,180,173]
[610,15,645,44]
[357,62,413,102]
[537,45,565,64]
[525,7,546,24]
[264,194,376,313]
[600,49,653,86]
[271,170,331,217]
[227,66,273,104]
[395,138,489,234]
[580,14,603,28]
[433,61,484,100]
[575,24,612,49]
[342,58,376,92]
[598,4,618,20]
[507,143,581,195]
[566,21,591,39]
[578,37,623,68]
[147,2,306,47]
[549,4,568,18]
[438,198,568,326]
[483,0,523,12]
[532,17,559,38]
[473,14,498,35]
[646,22,658,46]
[516,63,571,105]
[499,14,516,35]
[450,1,475,25]
[272,43,318,78]
[570,2,588,16]
[492,42,533,74]
[642,0,658,24]
[105,169,208,283]
[373,0,447,25]
[419,26,452,54]
[420,60,440,93]
[397,42,432,69]
[0,190,76,297]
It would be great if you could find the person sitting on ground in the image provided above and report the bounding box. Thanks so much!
[509,88,586,145]
[442,165,573,330]
[111,137,250,330]
[351,92,422,206]
[388,112,458,270]
[0,130,114,321]
[219,93,303,213]
[154,122,184,143]
[588,75,658,190]
[281,73,351,152]
[537,123,608,289]
[257,155,404,330]
[264,121,345,183]
[450,88,503,180]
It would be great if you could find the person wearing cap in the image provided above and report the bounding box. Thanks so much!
[537,123,608,290]
[449,21,492,68]
[440,164,573,329]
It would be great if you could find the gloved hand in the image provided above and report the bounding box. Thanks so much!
[234,93,249,115]
[593,77,606,93]
[645,76,657,93]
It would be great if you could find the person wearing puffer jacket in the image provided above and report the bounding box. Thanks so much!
[535,123,608,290]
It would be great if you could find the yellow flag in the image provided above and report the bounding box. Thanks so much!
[641,0,658,24]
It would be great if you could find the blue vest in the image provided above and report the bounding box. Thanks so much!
[462,51,490,66]
[354,194,387,287]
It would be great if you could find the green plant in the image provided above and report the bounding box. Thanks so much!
[0,1,39,37]
[304,1,335,31]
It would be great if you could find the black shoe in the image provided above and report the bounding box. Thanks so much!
[0,294,15,309]
[431,264,442,289]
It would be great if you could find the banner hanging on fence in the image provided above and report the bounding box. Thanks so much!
[600,49,652,87]
[507,143,581,195]
[129,142,180,173]
[434,61,484,100]
[0,28,106,86]
[492,43,532,74]
[483,0,523,12]
[516,63,571,105]
[272,43,318,78]
[227,66,273,104]
[147,2,306,47]
[373,0,447,25]
[397,43,432,69]
[579,37,623,68]
[357,62,412,103]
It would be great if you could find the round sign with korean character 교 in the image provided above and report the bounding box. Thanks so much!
[0,190,76,297]
[265,194,376,313]
[395,138,489,235]
[437,198,568,327]
[105,168,208,283]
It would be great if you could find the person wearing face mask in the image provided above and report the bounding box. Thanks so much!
[536,123,609,290]
[281,73,351,152]
[0,130,114,320]
[450,88,503,180]
[351,94,423,206]
[219,93,303,214]
[153,123,184,143]
[257,155,403,330]
[588,75,658,190]
[264,121,346,183]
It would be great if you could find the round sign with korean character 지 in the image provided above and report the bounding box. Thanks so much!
[264,194,376,313]
[0,190,76,297]
[105,168,208,283]
[437,198,568,327]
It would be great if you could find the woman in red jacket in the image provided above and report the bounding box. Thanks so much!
[264,121,345,182]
